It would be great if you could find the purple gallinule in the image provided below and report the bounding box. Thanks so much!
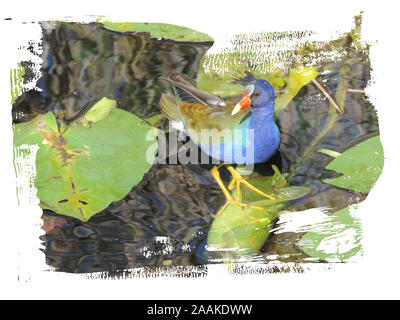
[160,73,281,221]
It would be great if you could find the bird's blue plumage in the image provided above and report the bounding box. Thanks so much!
[200,79,281,164]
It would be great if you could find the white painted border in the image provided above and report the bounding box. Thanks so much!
[1,0,400,299]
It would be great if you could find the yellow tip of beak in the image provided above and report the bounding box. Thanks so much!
[231,103,242,116]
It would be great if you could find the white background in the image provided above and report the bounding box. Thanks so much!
[1,0,399,299]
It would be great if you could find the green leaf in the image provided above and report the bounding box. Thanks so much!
[101,22,213,42]
[207,202,284,255]
[275,67,318,112]
[298,204,362,262]
[84,97,117,123]
[13,107,157,221]
[322,135,384,193]
[207,169,311,255]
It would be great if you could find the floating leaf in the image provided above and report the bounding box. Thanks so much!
[101,22,213,42]
[298,204,362,262]
[322,135,384,193]
[84,97,117,123]
[207,169,311,255]
[13,104,157,221]
[275,66,318,112]
[208,202,284,255]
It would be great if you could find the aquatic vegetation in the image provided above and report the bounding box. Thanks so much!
[208,166,310,257]
[321,135,384,194]
[10,12,383,272]
[101,21,213,43]
[13,98,156,221]
[298,204,363,262]
[297,135,383,262]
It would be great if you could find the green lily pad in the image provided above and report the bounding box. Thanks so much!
[298,204,362,262]
[13,103,157,221]
[208,202,284,255]
[322,135,384,193]
[207,168,311,255]
[101,22,213,42]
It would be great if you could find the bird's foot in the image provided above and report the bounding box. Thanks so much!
[226,166,275,201]
[213,198,263,222]
[210,166,262,222]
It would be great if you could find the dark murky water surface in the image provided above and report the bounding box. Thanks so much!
[14,22,378,273]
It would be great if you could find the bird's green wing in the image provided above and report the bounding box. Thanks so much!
[179,101,250,146]
[160,73,251,147]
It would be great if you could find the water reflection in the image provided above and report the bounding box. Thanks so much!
[14,22,379,273]
[40,164,223,273]
[14,22,211,122]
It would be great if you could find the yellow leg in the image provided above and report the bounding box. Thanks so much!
[226,166,275,200]
[210,167,262,222]
[227,177,241,201]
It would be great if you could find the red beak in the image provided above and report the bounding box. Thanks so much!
[231,93,251,115]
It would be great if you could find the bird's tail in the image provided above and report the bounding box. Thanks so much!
[160,93,182,122]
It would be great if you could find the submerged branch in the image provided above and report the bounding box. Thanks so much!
[311,79,343,114]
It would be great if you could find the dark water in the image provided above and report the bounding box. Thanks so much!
[13,22,378,273]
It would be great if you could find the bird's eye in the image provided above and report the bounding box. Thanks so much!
[254,92,261,97]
